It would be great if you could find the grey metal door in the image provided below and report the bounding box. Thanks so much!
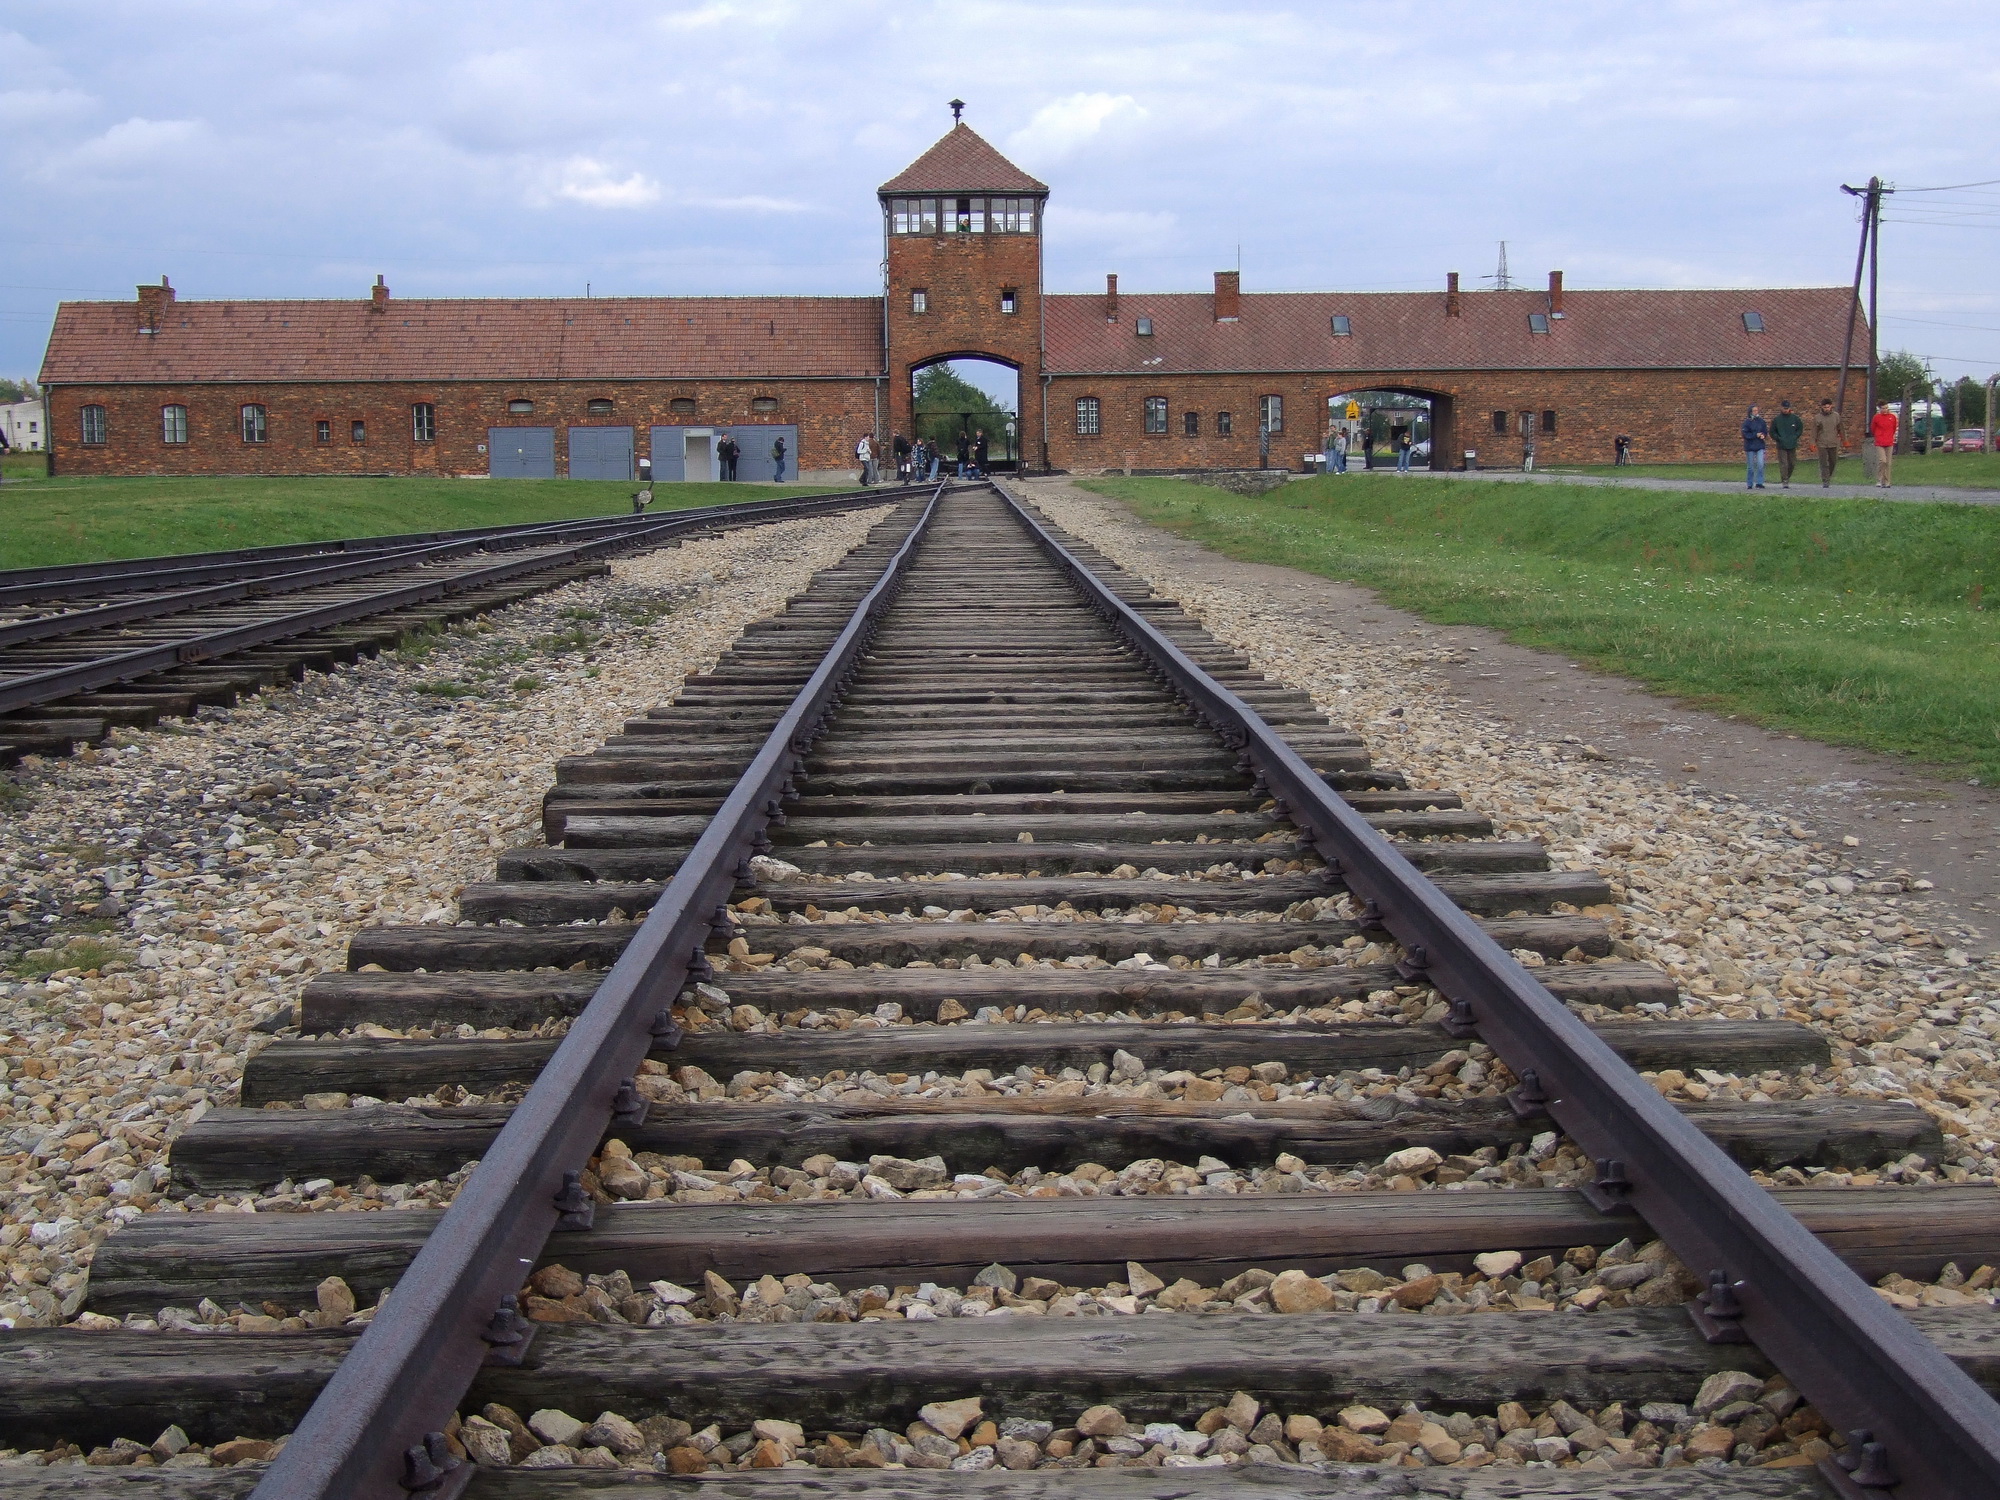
[725,425,798,482]
[488,427,554,479]
[648,427,686,482]
[567,426,633,481]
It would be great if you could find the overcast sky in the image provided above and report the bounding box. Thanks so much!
[5,1,1998,395]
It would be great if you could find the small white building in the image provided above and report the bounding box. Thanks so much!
[0,398,45,451]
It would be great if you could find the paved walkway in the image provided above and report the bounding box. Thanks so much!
[1424,467,1998,507]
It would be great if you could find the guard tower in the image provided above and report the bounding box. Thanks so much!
[880,104,1048,467]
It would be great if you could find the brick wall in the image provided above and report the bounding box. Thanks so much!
[46,378,880,479]
[884,227,1043,453]
[1046,366,1852,471]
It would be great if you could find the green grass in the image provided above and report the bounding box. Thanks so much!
[1082,473,2000,783]
[1,451,50,482]
[1551,450,2000,488]
[0,474,847,570]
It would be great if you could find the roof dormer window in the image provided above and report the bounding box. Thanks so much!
[1527,313,1551,334]
[1135,317,1154,337]
[1742,311,1766,333]
[1330,315,1352,337]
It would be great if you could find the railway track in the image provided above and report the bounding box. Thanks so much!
[0,488,911,761]
[4,481,2000,1497]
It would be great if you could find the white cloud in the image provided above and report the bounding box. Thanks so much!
[60,117,206,175]
[542,156,664,210]
[1007,92,1146,160]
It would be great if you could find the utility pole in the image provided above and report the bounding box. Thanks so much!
[1839,177,1888,478]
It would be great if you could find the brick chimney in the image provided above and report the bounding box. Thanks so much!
[136,276,175,334]
[1105,273,1119,321]
[1213,270,1240,322]
[1446,271,1461,318]
[370,274,390,313]
[1548,270,1564,315]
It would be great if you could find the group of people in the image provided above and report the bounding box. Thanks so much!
[702,432,789,483]
[867,429,990,486]
[1324,425,1416,474]
[1740,398,1898,490]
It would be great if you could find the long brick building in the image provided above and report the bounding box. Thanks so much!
[38,119,1863,480]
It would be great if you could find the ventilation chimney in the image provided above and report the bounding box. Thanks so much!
[1213,270,1240,322]
[1105,273,1119,321]
[370,274,390,313]
[1548,270,1564,316]
[1446,272,1461,318]
[136,276,175,334]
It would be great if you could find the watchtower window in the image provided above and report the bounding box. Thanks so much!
[670,397,696,416]
[751,396,780,414]
[911,289,928,314]
[952,197,982,233]
[586,398,614,416]
[1000,288,1018,315]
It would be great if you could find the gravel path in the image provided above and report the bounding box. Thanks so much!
[0,507,889,1328]
[1016,478,2000,1181]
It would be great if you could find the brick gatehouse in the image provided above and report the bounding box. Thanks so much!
[38,117,1863,480]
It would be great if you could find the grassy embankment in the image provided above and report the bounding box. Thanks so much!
[1082,473,2000,784]
[0,472,847,570]
[1551,451,2000,488]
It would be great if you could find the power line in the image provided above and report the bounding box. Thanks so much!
[1896,177,2000,193]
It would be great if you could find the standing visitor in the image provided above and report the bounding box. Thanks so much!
[926,440,941,482]
[1811,399,1844,488]
[1394,426,1412,474]
[717,433,739,481]
[1741,405,1769,490]
[1614,434,1633,465]
[892,432,911,483]
[1870,404,1899,488]
[972,429,989,478]
[1331,429,1348,474]
[855,432,875,486]
[955,431,971,476]
[770,435,787,483]
[1361,429,1376,470]
[1770,400,1803,488]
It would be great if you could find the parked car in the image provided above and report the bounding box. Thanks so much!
[1952,428,1987,451]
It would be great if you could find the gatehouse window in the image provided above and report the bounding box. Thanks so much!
[80,404,107,445]
[751,396,780,414]
[507,398,535,415]
[316,420,332,443]
[1541,410,1558,434]
[890,196,1034,234]
[1330,315,1352,337]
[1492,410,1509,434]
[670,397,696,416]
[1183,410,1200,437]
[1217,411,1233,436]
[586,398,614,416]
[412,403,436,442]
[1000,288,1018,315]
[1258,395,1283,434]
[1074,397,1101,436]
[240,404,267,443]
[350,419,366,443]
[1144,397,1168,435]
[911,288,928,314]
[161,405,187,444]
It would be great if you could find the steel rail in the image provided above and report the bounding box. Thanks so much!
[994,478,2000,1499]
[0,484,930,608]
[0,488,913,715]
[251,484,943,1500]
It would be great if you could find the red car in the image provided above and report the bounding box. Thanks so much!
[1953,428,1988,451]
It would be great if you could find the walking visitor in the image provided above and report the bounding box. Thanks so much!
[855,433,875,486]
[972,429,989,477]
[1394,426,1412,474]
[1870,404,1899,488]
[1770,400,1803,488]
[1741,404,1769,490]
[1331,429,1348,473]
[892,432,911,482]
[770,435,787,483]
[1812,399,1844,488]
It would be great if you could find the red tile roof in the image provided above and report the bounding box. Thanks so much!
[877,124,1047,196]
[40,295,884,385]
[1043,286,1860,375]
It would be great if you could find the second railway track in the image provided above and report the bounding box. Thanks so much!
[5,482,2000,1497]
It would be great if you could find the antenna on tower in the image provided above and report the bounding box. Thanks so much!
[1481,241,1514,291]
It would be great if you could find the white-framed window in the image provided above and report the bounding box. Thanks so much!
[316,419,332,443]
[240,404,267,444]
[1000,288,1018,315]
[1258,395,1283,434]
[1217,411,1233,436]
[161,404,188,444]
[1074,396,1101,436]
[1143,397,1168,434]
[911,289,928,314]
[80,404,107,445]
[412,403,436,442]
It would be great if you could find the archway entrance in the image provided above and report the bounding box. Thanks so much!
[1327,389,1444,472]
[907,357,1020,477]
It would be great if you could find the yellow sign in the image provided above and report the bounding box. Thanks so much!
[1344,401,1360,419]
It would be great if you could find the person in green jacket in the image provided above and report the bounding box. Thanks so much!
[1771,399,1805,489]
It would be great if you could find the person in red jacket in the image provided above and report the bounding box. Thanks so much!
[1870,404,1900,488]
